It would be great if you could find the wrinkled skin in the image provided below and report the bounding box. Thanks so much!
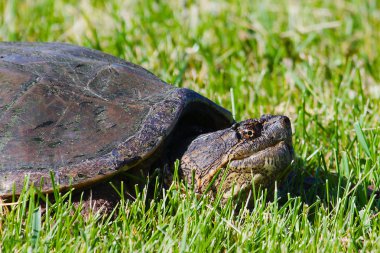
[180,115,294,200]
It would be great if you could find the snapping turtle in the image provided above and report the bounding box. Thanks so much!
[0,42,293,204]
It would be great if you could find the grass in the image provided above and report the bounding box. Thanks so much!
[0,0,380,251]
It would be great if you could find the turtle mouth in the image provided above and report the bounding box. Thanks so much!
[220,141,294,200]
[232,140,293,178]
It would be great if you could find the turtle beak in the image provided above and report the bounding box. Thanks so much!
[259,114,293,149]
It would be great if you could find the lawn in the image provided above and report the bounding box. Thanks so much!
[0,0,379,251]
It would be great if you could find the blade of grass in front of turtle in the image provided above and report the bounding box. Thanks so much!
[30,206,41,249]
[49,171,60,202]
[250,177,268,211]
[215,166,233,206]
[110,181,123,199]
[153,175,160,201]
[134,184,140,201]
[17,175,31,230]
[172,159,180,184]
[202,165,233,208]
[201,168,223,200]
[25,185,39,249]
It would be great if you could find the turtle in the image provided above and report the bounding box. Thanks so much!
[0,42,294,207]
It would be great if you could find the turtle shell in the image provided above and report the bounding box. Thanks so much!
[0,42,233,196]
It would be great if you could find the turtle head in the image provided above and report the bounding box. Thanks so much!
[180,114,294,201]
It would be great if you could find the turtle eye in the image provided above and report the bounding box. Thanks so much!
[242,130,254,139]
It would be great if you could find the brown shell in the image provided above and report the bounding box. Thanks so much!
[0,42,233,196]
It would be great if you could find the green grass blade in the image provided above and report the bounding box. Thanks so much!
[354,122,371,159]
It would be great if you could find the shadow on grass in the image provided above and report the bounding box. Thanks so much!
[278,156,380,212]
